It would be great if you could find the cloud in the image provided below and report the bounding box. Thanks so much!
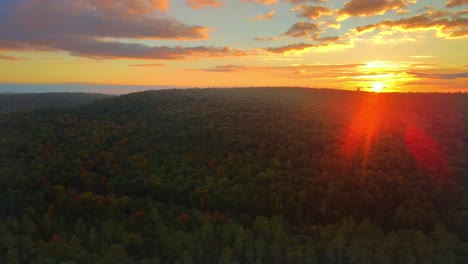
[0,0,251,60]
[195,65,250,72]
[4,0,208,41]
[54,39,247,60]
[446,0,468,8]
[338,0,415,20]
[323,21,341,29]
[265,42,316,53]
[423,6,452,19]
[453,9,468,18]
[129,63,166,67]
[187,0,221,9]
[316,36,342,43]
[409,55,434,59]
[251,11,277,21]
[189,63,467,91]
[408,72,468,79]
[291,5,334,19]
[154,0,170,12]
[76,0,170,15]
[190,63,366,80]
[248,0,327,6]
[284,22,320,38]
[356,28,425,44]
[264,37,349,54]
[0,40,52,52]
[253,36,279,41]
[0,54,24,60]
[247,0,278,5]
[355,13,468,38]
[284,0,326,3]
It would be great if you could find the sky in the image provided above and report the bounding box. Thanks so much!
[0,0,467,93]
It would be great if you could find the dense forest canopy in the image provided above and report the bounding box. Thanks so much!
[1,88,467,263]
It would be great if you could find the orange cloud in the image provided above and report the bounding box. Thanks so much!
[323,20,341,29]
[247,0,278,5]
[192,63,363,74]
[284,0,326,3]
[446,0,468,8]
[291,5,334,19]
[129,63,166,67]
[0,54,24,60]
[264,36,350,53]
[265,42,316,53]
[248,0,328,6]
[154,0,170,11]
[316,36,342,43]
[338,0,414,20]
[187,0,221,9]
[193,65,250,72]
[404,67,468,90]
[408,72,468,79]
[355,13,468,38]
[188,64,375,85]
[251,11,277,20]
[78,0,169,15]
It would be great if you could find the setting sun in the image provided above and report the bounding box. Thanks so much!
[372,82,384,92]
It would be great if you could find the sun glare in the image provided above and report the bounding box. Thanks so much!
[372,82,384,92]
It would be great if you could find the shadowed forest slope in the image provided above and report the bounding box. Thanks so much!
[1,88,467,263]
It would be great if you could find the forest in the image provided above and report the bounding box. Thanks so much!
[1,88,467,263]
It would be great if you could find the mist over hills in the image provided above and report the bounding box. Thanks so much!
[1,88,467,263]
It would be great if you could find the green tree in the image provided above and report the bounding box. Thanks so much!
[218,247,238,264]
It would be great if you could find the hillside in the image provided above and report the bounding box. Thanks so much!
[0,88,467,263]
[0,92,113,113]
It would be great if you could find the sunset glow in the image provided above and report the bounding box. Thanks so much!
[0,0,467,92]
[372,82,384,93]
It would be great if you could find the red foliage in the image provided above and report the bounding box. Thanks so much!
[50,234,61,243]
[202,211,227,223]
[134,210,145,218]
[177,212,190,222]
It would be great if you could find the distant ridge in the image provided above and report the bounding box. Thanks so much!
[0,92,113,113]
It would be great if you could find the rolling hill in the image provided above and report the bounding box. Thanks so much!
[1,88,467,263]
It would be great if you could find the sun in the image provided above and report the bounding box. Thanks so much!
[372,82,384,92]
